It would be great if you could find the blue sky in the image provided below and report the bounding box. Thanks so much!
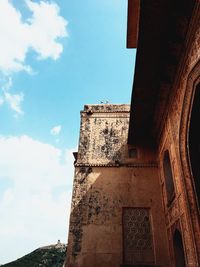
[0,0,135,264]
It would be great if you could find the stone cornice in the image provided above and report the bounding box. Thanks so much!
[82,104,130,114]
[75,162,158,168]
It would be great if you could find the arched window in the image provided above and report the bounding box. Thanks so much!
[173,229,186,267]
[163,150,175,205]
[189,83,200,208]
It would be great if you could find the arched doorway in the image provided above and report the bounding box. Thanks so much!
[173,229,186,267]
[189,83,200,208]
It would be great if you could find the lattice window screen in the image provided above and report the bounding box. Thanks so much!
[123,208,155,264]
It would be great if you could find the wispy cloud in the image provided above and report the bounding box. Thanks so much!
[4,91,24,115]
[0,0,68,73]
[0,76,24,115]
[0,135,74,264]
[51,125,62,136]
[0,0,68,115]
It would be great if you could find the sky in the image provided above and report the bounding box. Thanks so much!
[0,0,135,264]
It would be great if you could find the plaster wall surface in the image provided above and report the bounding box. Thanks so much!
[66,105,170,267]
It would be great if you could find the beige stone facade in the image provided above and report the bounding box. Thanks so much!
[65,105,170,267]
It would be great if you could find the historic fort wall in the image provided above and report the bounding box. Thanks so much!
[66,104,169,267]
[157,10,200,266]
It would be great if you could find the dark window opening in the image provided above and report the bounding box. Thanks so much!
[189,83,200,208]
[163,150,175,205]
[173,229,186,267]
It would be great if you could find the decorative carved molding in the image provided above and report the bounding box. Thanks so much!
[167,199,180,227]
[81,113,130,119]
[179,60,200,263]
[75,163,158,168]
[156,8,200,264]
[83,104,130,114]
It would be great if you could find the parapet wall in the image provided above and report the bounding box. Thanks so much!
[77,104,130,166]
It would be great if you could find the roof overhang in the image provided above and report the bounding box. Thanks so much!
[127,0,196,147]
[127,0,140,48]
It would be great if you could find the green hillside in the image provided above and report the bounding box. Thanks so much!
[1,242,67,267]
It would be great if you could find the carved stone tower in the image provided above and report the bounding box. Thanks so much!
[65,104,170,267]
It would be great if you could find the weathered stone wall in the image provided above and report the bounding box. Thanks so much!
[77,104,130,166]
[66,104,170,267]
[157,8,200,267]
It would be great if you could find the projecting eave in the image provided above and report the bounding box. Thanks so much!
[127,0,196,147]
[127,0,140,48]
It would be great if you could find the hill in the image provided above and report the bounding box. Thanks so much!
[1,241,67,267]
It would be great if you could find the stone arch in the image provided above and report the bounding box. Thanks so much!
[189,82,200,207]
[179,59,200,262]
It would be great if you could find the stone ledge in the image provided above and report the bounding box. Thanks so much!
[75,163,158,168]
[83,104,130,113]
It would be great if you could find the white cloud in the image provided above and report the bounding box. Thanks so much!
[51,125,62,136]
[26,0,67,60]
[0,77,24,115]
[2,76,13,91]
[4,91,24,114]
[0,135,75,264]
[0,0,68,73]
[0,0,68,115]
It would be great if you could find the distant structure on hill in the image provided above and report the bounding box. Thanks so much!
[1,241,67,267]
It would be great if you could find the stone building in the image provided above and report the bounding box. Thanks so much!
[65,0,200,266]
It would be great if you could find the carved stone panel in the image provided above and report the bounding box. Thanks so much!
[123,208,154,265]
